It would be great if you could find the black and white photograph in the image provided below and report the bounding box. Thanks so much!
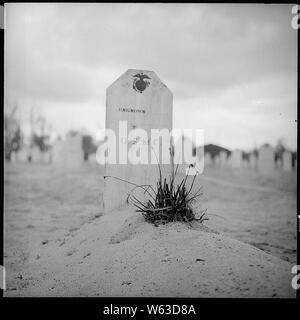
[2,3,298,301]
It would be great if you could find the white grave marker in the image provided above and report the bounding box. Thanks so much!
[63,132,83,169]
[10,151,17,163]
[204,153,212,167]
[103,69,173,212]
[242,157,250,169]
[43,151,51,164]
[88,152,97,165]
[249,153,258,169]
[230,149,242,168]
[258,145,275,176]
[51,139,64,164]
[173,137,188,174]
[17,148,30,163]
[31,146,42,163]
[219,151,228,168]
[214,155,220,167]
[282,151,292,172]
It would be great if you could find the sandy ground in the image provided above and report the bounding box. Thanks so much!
[3,162,297,297]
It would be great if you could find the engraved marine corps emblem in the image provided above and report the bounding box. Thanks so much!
[133,73,151,93]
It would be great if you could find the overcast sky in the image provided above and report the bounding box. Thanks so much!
[4,3,297,150]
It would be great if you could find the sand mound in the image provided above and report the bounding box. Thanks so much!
[109,214,150,244]
[109,213,215,245]
[5,205,295,298]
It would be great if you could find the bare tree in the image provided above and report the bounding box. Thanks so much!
[275,138,287,165]
[82,134,97,161]
[29,107,52,154]
[4,103,23,161]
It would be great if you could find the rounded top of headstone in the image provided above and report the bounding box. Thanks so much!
[107,69,172,95]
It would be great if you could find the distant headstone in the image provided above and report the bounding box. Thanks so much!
[249,153,257,169]
[51,139,64,164]
[282,151,292,172]
[204,153,212,167]
[17,148,30,163]
[242,159,250,168]
[42,151,51,164]
[214,154,220,167]
[258,145,275,176]
[62,132,83,169]
[230,149,242,168]
[88,153,97,164]
[28,146,50,164]
[219,151,228,168]
[10,151,17,163]
[275,157,283,169]
[103,69,173,212]
[31,146,42,163]
[174,138,188,174]
[292,152,297,170]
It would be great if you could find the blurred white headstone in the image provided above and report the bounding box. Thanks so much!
[249,153,257,169]
[204,153,212,167]
[282,151,292,172]
[242,158,250,168]
[258,145,275,176]
[30,147,51,164]
[230,149,242,168]
[219,151,228,168]
[174,138,188,174]
[0,265,5,290]
[10,151,17,163]
[17,148,30,163]
[31,146,42,163]
[88,153,97,164]
[62,133,83,169]
[275,157,283,169]
[214,155,220,167]
[103,69,173,212]
[44,151,52,164]
[51,139,64,164]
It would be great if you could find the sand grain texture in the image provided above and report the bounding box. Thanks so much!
[5,206,295,297]
[4,163,296,297]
